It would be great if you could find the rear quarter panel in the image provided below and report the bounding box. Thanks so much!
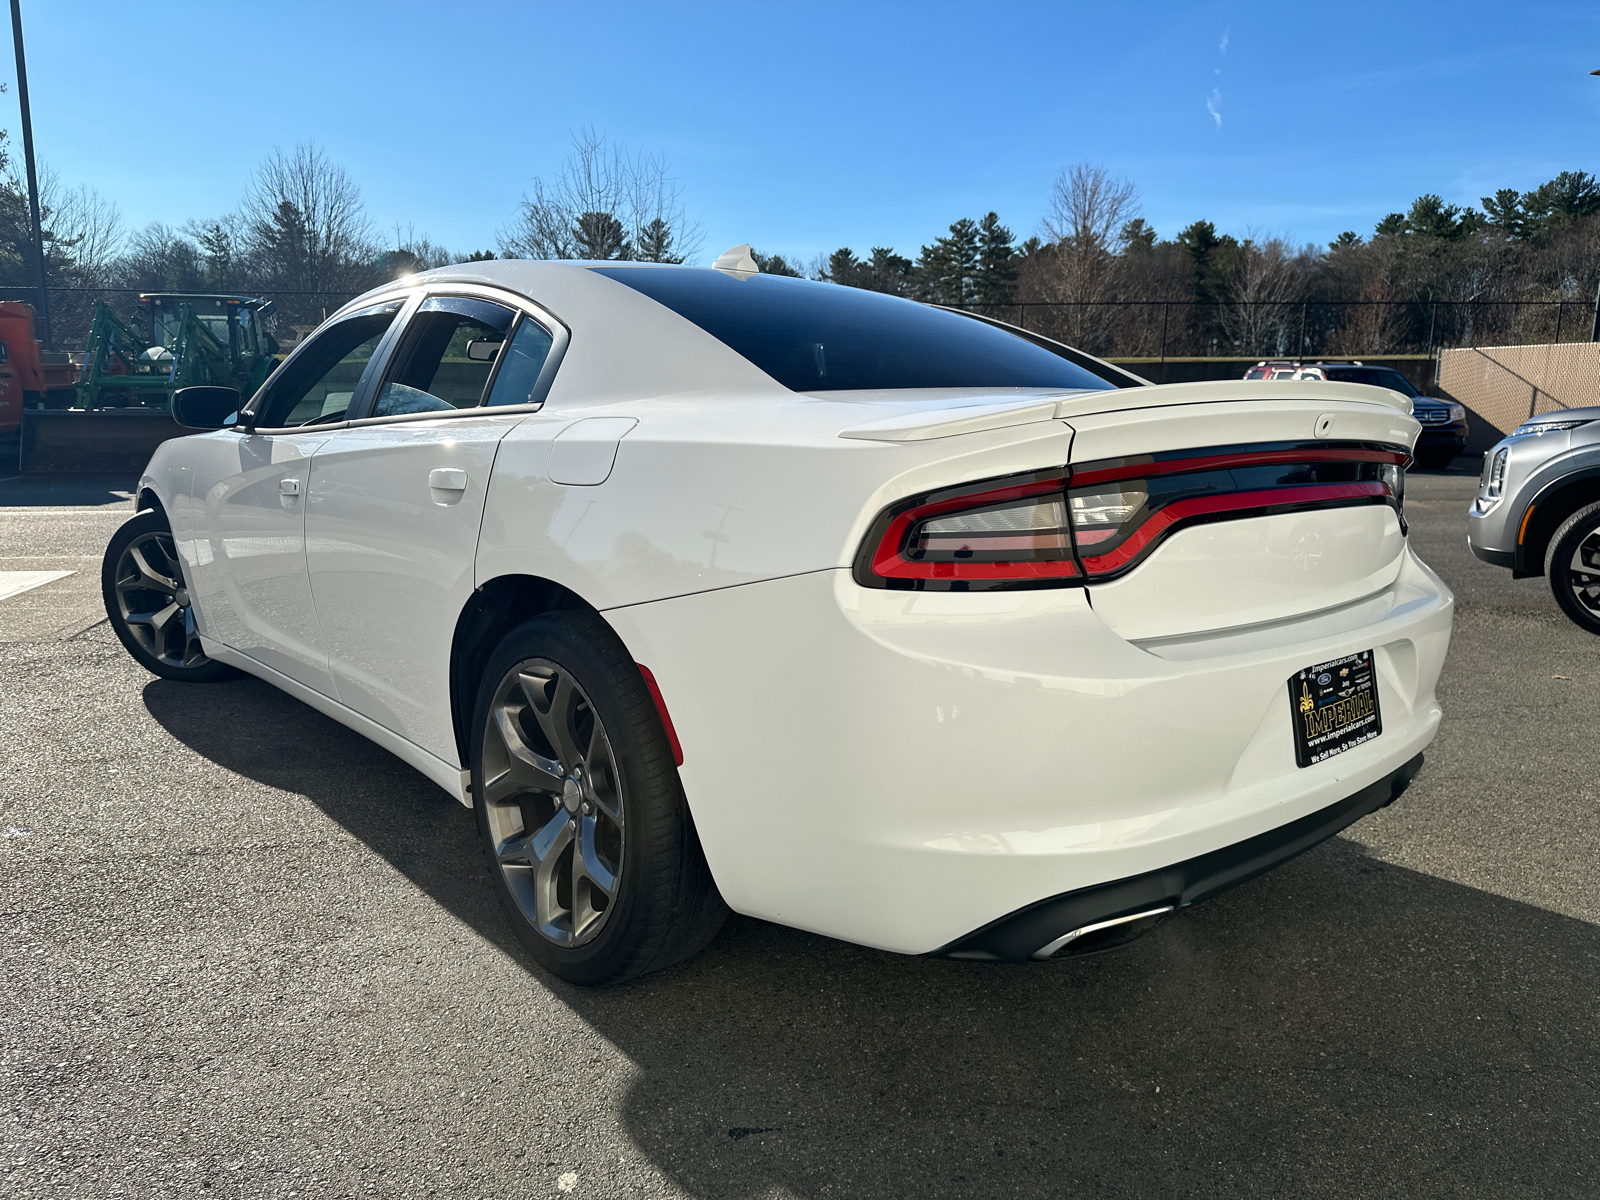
[474,395,1080,609]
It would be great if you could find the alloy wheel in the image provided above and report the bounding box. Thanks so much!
[112,530,211,670]
[480,658,625,947]
[1567,524,1600,615]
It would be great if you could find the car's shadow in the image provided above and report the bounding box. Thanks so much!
[145,675,1600,1198]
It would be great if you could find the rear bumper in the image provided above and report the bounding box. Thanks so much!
[609,546,1453,956]
[936,753,1423,961]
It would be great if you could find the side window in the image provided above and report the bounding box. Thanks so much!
[371,296,516,418]
[485,318,555,407]
[254,303,401,428]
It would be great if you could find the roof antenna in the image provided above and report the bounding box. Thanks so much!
[712,244,759,275]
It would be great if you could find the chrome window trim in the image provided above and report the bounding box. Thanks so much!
[241,283,570,435]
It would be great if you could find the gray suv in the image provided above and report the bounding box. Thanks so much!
[1467,408,1600,632]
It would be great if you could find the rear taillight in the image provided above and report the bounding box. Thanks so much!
[1069,485,1147,548]
[854,443,1410,591]
[855,470,1079,590]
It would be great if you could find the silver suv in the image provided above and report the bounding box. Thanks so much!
[1467,408,1600,632]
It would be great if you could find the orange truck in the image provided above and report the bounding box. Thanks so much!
[0,301,78,435]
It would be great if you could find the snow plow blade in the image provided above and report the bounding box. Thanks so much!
[19,409,192,475]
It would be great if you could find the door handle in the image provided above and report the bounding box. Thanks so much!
[429,468,468,491]
[279,478,301,496]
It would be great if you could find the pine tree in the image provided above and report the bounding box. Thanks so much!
[825,248,861,285]
[573,211,630,259]
[974,212,1017,306]
[1404,195,1476,240]
[195,222,235,290]
[916,218,980,306]
[864,247,913,294]
[821,247,910,293]
[1521,171,1600,232]
[1481,189,1527,237]
[1373,213,1407,238]
[750,249,801,276]
[636,218,684,263]
[261,200,312,290]
[1118,218,1157,254]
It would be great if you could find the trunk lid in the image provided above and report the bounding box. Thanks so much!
[1060,381,1418,642]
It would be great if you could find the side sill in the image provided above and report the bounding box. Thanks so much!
[932,753,1424,963]
[204,642,471,807]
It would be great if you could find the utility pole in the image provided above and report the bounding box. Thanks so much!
[9,0,48,348]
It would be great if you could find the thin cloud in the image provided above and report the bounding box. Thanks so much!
[1205,27,1227,131]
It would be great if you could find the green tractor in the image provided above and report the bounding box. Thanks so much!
[76,293,279,409]
[22,293,281,474]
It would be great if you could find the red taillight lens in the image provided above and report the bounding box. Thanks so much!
[1067,445,1408,580]
[855,471,1080,590]
[854,444,1410,592]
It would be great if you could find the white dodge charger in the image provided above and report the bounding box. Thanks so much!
[102,255,1454,984]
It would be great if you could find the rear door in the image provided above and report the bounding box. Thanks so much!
[303,293,559,761]
[1062,391,1417,642]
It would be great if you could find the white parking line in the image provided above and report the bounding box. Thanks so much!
[0,570,76,601]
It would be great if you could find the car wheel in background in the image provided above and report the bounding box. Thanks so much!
[102,509,238,682]
[1545,500,1600,635]
[471,610,728,985]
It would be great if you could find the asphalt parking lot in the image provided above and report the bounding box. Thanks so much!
[2,463,1597,1199]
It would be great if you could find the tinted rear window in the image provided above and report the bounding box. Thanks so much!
[591,267,1115,393]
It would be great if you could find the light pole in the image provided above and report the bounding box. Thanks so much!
[8,0,48,349]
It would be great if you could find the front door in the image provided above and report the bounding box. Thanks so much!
[184,302,403,693]
[305,294,545,761]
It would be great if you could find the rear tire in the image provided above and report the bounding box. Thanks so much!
[470,610,727,985]
[1545,500,1600,635]
[102,509,238,682]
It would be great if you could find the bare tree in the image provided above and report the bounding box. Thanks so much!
[1029,163,1140,348]
[378,223,453,279]
[241,142,376,298]
[118,223,206,292]
[42,177,123,286]
[499,128,703,263]
[1219,235,1306,355]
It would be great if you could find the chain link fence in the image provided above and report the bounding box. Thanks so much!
[6,284,1596,367]
[953,299,1599,362]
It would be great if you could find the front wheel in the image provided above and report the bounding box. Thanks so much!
[471,610,727,985]
[1546,500,1600,635]
[102,509,238,681]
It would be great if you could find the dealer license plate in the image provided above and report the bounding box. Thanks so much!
[1288,650,1383,768]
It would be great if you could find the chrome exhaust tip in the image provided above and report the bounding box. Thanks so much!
[1031,905,1175,961]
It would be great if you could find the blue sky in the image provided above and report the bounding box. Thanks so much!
[12,0,1600,265]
